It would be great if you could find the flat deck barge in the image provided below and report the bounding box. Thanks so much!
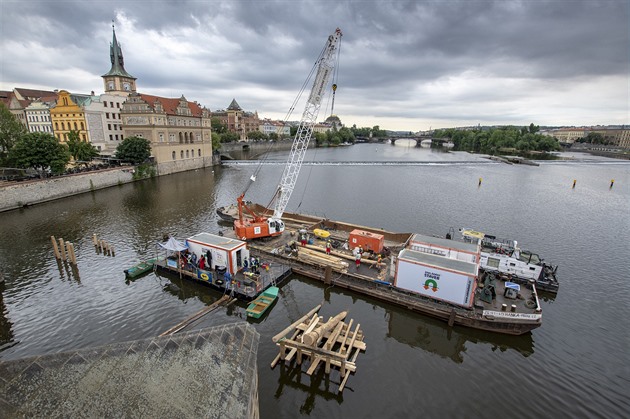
[218,205,542,335]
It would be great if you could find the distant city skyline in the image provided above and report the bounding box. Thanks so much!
[1,1,627,131]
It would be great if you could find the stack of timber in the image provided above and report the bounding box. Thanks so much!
[295,246,349,271]
[270,304,366,393]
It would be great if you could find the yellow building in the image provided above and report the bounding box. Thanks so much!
[50,90,90,143]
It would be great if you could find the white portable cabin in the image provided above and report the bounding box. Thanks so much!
[393,248,479,308]
[408,233,480,264]
[186,233,249,276]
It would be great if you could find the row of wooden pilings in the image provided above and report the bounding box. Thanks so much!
[92,234,115,256]
[51,234,116,265]
[50,236,78,265]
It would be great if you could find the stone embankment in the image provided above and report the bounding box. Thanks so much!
[0,167,136,212]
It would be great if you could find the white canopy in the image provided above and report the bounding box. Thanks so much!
[158,236,188,252]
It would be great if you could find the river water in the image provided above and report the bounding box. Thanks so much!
[0,142,628,418]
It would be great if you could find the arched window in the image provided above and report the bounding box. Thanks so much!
[186,150,189,158]
[198,149,201,157]
[190,132,194,143]
[61,122,65,130]
[74,122,78,130]
[55,122,59,130]
[179,132,183,144]
[81,122,85,130]
[172,151,176,160]
[180,150,184,159]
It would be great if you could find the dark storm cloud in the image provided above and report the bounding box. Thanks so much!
[1,0,627,128]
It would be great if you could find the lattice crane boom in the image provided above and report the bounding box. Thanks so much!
[272,28,342,219]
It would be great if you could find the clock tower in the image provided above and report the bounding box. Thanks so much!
[102,23,136,95]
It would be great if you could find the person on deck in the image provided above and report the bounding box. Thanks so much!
[199,255,206,270]
[355,251,361,269]
[326,240,332,255]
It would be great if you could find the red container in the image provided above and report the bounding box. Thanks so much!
[349,229,384,253]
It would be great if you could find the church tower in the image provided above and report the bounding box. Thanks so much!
[102,23,137,96]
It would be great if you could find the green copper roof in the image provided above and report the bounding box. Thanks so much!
[102,27,135,79]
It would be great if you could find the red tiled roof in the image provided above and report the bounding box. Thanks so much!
[14,88,57,100]
[138,93,204,117]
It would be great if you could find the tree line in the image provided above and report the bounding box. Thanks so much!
[0,103,150,178]
[433,124,561,154]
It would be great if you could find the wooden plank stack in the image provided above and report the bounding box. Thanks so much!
[270,304,366,393]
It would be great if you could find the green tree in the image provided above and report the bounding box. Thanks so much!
[528,123,540,134]
[67,130,99,166]
[247,130,268,142]
[0,103,27,165]
[211,132,221,151]
[211,117,227,134]
[8,132,70,176]
[313,132,327,146]
[220,131,239,143]
[584,132,605,144]
[115,136,151,164]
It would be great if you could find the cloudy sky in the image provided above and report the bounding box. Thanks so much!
[0,0,627,131]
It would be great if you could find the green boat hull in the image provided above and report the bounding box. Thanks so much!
[124,257,160,278]
[246,286,279,319]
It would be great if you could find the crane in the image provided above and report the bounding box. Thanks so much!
[235,28,342,240]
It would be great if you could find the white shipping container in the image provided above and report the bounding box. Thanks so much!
[408,233,479,264]
[186,232,249,276]
[395,249,477,308]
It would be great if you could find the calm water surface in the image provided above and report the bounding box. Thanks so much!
[1,144,628,418]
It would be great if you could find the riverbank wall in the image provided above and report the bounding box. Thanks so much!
[0,167,137,212]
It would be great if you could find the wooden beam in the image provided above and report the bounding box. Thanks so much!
[272,304,321,343]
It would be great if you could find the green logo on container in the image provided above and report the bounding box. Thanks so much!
[423,279,438,292]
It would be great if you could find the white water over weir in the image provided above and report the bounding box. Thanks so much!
[222,160,497,166]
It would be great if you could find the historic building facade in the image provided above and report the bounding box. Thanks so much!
[213,99,260,140]
[120,93,213,175]
[84,93,126,155]
[259,119,290,137]
[49,90,90,142]
[24,98,56,134]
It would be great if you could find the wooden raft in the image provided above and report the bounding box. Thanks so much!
[270,304,366,393]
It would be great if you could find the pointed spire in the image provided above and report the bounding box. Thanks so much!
[102,22,135,79]
[227,98,242,111]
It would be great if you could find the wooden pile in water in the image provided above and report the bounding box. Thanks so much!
[270,304,366,393]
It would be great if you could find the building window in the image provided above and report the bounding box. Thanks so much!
[106,113,110,119]
[82,134,86,141]
[159,133,164,142]
[109,135,113,141]
[108,124,111,130]
[81,122,84,130]
[104,102,107,107]
[172,151,176,160]
[110,102,114,107]
[186,150,189,158]
[198,149,201,157]
[180,150,184,159]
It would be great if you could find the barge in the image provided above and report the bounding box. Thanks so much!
[218,206,543,335]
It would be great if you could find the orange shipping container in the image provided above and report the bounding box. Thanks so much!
[349,229,384,253]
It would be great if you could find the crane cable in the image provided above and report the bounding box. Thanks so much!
[242,46,323,199]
